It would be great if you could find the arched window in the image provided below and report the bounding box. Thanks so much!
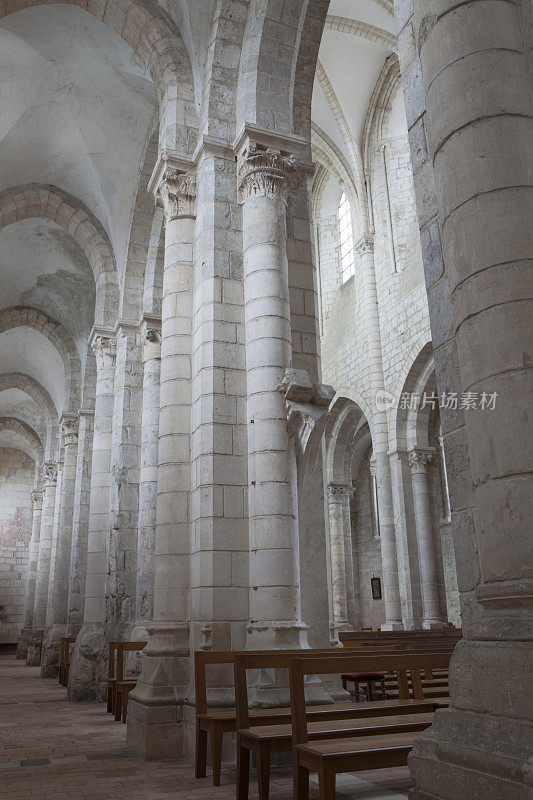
[338,191,355,283]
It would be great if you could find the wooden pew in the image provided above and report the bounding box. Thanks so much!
[58,636,76,686]
[234,649,450,800]
[289,652,450,800]
[194,644,406,786]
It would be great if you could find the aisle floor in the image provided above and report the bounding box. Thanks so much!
[0,654,413,799]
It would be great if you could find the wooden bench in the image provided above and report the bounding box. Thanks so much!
[289,652,450,800]
[58,636,76,686]
[106,641,146,722]
[234,649,450,800]
[194,643,410,786]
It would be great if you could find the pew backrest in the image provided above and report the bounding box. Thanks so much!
[289,651,451,746]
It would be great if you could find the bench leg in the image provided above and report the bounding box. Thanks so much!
[211,723,223,786]
[106,684,113,713]
[293,756,309,800]
[256,744,271,800]
[236,741,250,800]
[122,689,128,723]
[195,725,208,778]
[317,763,336,800]
[115,689,122,722]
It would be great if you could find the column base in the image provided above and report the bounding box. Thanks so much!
[409,707,531,800]
[245,620,333,706]
[421,619,449,630]
[127,622,189,760]
[17,628,32,660]
[67,623,107,702]
[41,624,66,678]
[26,629,44,666]
[380,621,404,631]
[245,619,309,649]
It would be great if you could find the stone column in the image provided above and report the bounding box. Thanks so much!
[236,136,307,649]
[17,489,43,659]
[41,417,78,677]
[355,234,403,629]
[27,462,57,665]
[68,334,115,701]
[67,409,94,636]
[396,2,532,797]
[326,483,352,640]
[127,163,194,758]
[131,318,161,643]
[409,449,445,628]
[106,323,143,642]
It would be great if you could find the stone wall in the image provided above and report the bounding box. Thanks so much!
[0,448,34,643]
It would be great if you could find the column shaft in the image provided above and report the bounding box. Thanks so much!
[17,490,43,659]
[41,419,78,676]
[132,321,161,639]
[68,335,115,701]
[409,451,445,628]
[239,141,306,648]
[67,410,94,636]
[327,484,351,637]
[127,165,194,759]
[27,463,57,665]
[356,237,403,628]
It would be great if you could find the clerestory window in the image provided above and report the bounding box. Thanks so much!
[338,191,355,284]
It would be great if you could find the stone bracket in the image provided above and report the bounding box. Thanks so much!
[277,368,335,488]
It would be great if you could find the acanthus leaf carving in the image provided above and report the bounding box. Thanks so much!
[158,168,196,222]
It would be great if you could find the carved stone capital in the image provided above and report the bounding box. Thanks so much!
[355,233,374,256]
[158,168,196,223]
[141,319,162,363]
[409,449,433,474]
[60,416,79,448]
[92,336,116,371]
[369,458,376,478]
[31,490,43,510]
[237,142,298,204]
[327,483,349,503]
[42,461,58,487]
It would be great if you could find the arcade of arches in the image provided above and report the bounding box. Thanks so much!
[0,2,530,799]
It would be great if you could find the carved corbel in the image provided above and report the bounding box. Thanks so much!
[277,368,335,488]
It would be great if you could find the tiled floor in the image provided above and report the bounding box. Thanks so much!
[0,654,413,799]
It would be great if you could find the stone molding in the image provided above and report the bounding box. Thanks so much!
[408,449,433,474]
[31,490,43,510]
[60,416,79,448]
[277,368,335,488]
[42,461,58,487]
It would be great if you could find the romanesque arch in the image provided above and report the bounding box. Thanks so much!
[0,308,82,414]
[0,373,59,459]
[0,185,118,327]
[0,417,44,467]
